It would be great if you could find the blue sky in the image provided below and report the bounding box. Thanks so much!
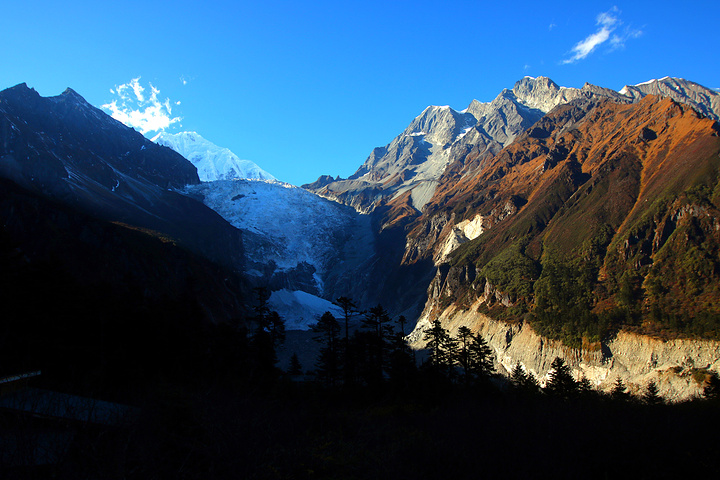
[1,1,718,186]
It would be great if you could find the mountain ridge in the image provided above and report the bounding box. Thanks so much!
[0,82,247,271]
[304,76,719,222]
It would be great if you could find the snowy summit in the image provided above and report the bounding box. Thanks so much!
[152,131,275,182]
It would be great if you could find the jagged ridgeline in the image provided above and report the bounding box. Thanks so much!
[418,95,720,346]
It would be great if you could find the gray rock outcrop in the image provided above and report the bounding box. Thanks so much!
[409,298,720,401]
[619,76,720,120]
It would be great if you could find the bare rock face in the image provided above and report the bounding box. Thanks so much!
[308,105,478,214]
[619,77,720,120]
[408,297,720,401]
[511,76,629,114]
[304,78,572,216]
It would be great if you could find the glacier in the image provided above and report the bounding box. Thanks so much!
[181,179,375,313]
[154,130,377,330]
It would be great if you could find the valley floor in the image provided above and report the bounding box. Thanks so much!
[3,381,719,479]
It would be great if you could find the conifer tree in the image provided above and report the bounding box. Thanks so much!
[288,353,303,376]
[250,287,285,379]
[577,377,593,397]
[510,362,539,394]
[643,380,662,405]
[610,377,630,402]
[336,296,361,384]
[455,326,494,385]
[544,357,576,397]
[456,326,474,384]
[703,372,720,400]
[312,311,341,386]
[510,362,526,385]
[423,320,456,377]
[388,329,417,388]
[467,331,494,379]
[397,315,408,337]
[336,296,359,347]
[360,304,394,384]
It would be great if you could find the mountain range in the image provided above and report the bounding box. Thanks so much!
[305,76,718,218]
[1,75,720,399]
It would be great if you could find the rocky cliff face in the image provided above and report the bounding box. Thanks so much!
[408,295,720,401]
[306,105,479,214]
[620,76,720,121]
[304,77,577,216]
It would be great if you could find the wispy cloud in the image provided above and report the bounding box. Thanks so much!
[562,7,642,64]
[102,77,181,135]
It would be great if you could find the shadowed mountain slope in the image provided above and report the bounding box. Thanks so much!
[0,83,245,270]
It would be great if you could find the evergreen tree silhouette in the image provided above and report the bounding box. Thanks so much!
[423,319,456,378]
[703,371,720,400]
[311,311,341,386]
[610,377,630,402]
[249,287,285,381]
[544,357,576,397]
[288,353,302,376]
[455,326,494,386]
[336,296,361,385]
[388,329,417,389]
[467,330,494,380]
[360,304,394,385]
[643,380,662,405]
[577,377,594,397]
[510,362,539,394]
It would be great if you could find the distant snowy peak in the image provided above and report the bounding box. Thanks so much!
[508,76,628,114]
[152,131,276,182]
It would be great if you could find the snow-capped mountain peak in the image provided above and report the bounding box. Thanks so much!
[152,131,275,182]
[618,77,720,120]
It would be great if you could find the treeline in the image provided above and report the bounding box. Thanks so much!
[306,301,495,391]
[262,292,720,407]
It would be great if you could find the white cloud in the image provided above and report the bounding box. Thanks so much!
[596,8,619,28]
[101,77,181,135]
[609,26,643,51]
[562,7,641,64]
